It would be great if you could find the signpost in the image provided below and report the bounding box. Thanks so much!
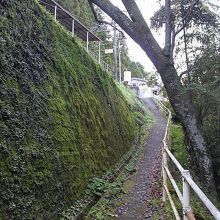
[105,49,113,54]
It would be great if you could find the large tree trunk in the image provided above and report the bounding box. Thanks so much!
[89,0,217,193]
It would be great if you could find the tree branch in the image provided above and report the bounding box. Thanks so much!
[174,22,187,37]
[179,70,188,79]
[170,0,200,58]
[88,0,164,69]
[88,0,133,28]
[170,26,176,60]
[182,0,200,24]
[121,0,147,24]
[174,0,200,37]
[88,0,125,36]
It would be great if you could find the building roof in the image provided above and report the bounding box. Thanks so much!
[131,78,147,83]
[39,0,101,42]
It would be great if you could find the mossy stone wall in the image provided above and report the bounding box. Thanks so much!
[0,1,135,219]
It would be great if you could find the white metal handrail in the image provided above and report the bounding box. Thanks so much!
[88,50,114,75]
[152,96,220,220]
[40,0,114,76]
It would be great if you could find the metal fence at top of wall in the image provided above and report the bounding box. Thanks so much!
[39,0,114,76]
[152,96,220,220]
[88,50,114,75]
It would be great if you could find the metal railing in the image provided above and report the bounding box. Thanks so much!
[88,50,114,75]
[39,0,114,76]
[152,96,220,220]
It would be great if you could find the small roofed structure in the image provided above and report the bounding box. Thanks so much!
[39,0,101,42]
[131,78,147,87]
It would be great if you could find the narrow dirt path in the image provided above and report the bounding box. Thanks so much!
[115,97,167,219]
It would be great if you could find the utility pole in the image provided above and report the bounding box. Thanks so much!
[118,38,122,84]
[113,23,118,81]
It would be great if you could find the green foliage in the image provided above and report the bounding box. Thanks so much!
[150,6,166,30]
[117,84,154,128]
[170,124,189,168]
[60,141,138,219]
[0,0,136,219]
[185,39,220,197]
[85,124,150,220]
[124,163,136,173]
[86,177,123,198]
[169,124,216,219]
[87,197,114,220]
[86,177,111,197]
[55,0,95,26]
[151,0,219,31]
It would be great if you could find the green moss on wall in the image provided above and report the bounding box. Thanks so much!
[55,0,95,26]
[0,1,135,219]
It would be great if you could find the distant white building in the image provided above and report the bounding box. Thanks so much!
[130,78,147,87]
[129,78,148,96]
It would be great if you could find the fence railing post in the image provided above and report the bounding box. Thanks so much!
[163,143,168,201]
[54,5,57,21]
[167,114,171,146]
[98,41,101,64]
[182,170,191,220]
[71,19,75,37]
[86,31,89,52]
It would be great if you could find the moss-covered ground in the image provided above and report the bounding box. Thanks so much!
[0,1,136,219]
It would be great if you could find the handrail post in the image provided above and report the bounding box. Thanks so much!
[72,20,75,37]
[163,144,168,201]
[167,114,171,146]
[54,5,57,21]
[86,31,89,52]
[98,41,101,64]
[182,170,191,220]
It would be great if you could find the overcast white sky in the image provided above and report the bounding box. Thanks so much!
[109,0,220,73]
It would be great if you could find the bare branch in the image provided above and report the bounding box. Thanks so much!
[174,22,187,36]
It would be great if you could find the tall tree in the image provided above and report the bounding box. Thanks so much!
[88,0,218,194]
[185,27,220,196]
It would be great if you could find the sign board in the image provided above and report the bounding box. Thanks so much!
[124,71,131,85]
[105,49,113,54]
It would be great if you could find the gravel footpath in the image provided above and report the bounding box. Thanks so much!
[115,97,167,219]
